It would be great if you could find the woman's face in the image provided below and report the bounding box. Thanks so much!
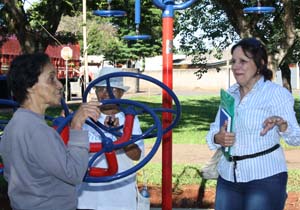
[30,63,63,107]
[231,46,260,89]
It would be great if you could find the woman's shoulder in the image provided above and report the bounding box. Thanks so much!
[265,80,291,93]
[264,80,294,100]
[11,108,45,125]
[6,109,52,139]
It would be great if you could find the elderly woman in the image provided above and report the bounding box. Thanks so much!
[206,38,300,210]
[0,53,100,210]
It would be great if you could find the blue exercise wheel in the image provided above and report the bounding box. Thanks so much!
[83,98,163,182]
[81,71,181,182]
[83,71,181,137]
[0,75,7,80]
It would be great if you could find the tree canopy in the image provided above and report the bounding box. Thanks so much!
[0,0,162,65]
[176,0,300,90]
[0,0,81,52]
[100,0,162,64]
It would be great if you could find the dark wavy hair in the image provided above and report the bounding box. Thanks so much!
[231,38,273,81]
[7,53,51,105]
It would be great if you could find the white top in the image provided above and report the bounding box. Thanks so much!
[77,112,144,210]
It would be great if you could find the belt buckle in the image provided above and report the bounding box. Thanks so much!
[228,156,234,162]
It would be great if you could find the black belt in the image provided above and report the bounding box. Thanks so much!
[226,144,280,182]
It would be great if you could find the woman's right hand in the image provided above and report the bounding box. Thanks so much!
[214,121,235,147]
[70,101,101,130]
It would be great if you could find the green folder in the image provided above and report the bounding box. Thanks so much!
[220,89,235,158]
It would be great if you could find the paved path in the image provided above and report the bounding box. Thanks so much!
[146,144,300,169]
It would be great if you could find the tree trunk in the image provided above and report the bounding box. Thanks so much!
[280,62,292,93]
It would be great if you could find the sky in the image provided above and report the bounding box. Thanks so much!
[24,0,39,11]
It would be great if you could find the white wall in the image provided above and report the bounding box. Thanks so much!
[289,63,299,89]
[123,67,236,93]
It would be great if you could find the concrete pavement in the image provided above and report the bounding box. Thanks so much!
[145,144,300,169]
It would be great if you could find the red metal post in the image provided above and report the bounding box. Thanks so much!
[162,16,174,210]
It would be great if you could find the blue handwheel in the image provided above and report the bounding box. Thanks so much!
[81,71,181,182]
[54,92,163,182]
[0,75,6,80]
[83,98,163,182]
[83,71,181,137]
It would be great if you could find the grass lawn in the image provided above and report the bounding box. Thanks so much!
[1,94,300,191]
[138,163,300,192]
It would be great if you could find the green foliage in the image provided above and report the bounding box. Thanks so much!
[0,0,84,51]
[176,0,300,82]
[85,15,122,56]
[0,0,162,58]
[175,0,237,52]
[61,0,163,64]
[106,0,162,63]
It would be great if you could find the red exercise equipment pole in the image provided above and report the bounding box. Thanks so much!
[152,1,197,209]
[162,13,174,210]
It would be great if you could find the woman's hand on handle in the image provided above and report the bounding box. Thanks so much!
[71,101,101,130]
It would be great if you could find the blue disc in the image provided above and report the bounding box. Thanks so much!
[123,35,151,40]
[0,75,6,80]
[93,10,127,17]
[243,7,275,14]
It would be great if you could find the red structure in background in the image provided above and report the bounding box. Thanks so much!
[152,1,197,209]
[0,36,81,82]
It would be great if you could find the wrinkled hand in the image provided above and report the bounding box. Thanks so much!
[260,116,288,136]
[214,121,235,147]
[71,101,101,130]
